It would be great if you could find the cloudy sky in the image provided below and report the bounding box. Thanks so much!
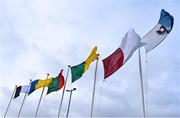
[0,0,179,117]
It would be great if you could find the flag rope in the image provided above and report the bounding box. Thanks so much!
[97,79,105,117]
[145,53,148,116]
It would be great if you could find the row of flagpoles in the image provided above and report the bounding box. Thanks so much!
[4,9,174,118]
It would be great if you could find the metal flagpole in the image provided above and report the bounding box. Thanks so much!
[4,85,17,118]
[17,80,32,118]
[138,48,146,118]
[58,65,70,118]
[35,73,49,118]
[90,56,99,117]
[17,93,27,118]
[66,88,76,118]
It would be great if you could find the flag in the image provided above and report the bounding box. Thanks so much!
[28,79,39,95]
[71,62,85,82]
[35,78,52,90]
[71,47,98,82]
[142,9,174,53]
[84,46,98,72]
[14,85,30,99]
[103,28,144,79]
[47,70,64,94]
[28,77,52,95]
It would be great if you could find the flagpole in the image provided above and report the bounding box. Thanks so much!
[17,93,27,117]
[90,56,99,117]
[17,80,32,118]
[138,48,146,118]
[35,73,49,118]
[4,85,17,118]
[58,65,70,118]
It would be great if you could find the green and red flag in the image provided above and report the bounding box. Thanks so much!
[47,70,64,94]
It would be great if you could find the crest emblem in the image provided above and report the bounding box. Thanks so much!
[156,26,169,35]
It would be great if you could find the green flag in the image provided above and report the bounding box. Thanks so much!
[71,62,85,82]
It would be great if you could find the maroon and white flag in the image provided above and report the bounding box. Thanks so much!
[103,28,145,79]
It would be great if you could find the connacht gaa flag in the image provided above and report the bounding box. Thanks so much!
[71,46,98,82]
[103,28,144,79]
[14,85,30,99]
[71,62,85,82]
[47,70,64,94]
[142,9,174,53]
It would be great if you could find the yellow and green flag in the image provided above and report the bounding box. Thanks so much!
[84,46,98,72]
[71,46,98,83]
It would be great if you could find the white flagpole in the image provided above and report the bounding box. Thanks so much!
[138,48,146,118]
[17,93,27,118]
[91,56,99,117]
[58,65,70,118]
[4,85,17,118]
[35,73,49,118]
[17,80,32,118]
